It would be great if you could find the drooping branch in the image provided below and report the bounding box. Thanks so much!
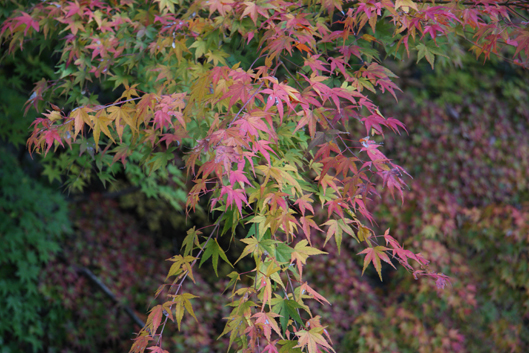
[76,266,146,329]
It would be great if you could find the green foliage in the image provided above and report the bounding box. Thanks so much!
[0,151,70,352]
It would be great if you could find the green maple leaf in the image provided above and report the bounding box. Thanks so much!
[271,297,305,333]
[166,255,197,283]
[199,238,232,276]
[278,340,303,353]
[416,42,448,69]
[190,39,208,59]
[169,293,198,331]
[181,226,203,257]
[154,0,179,13]
[206,49,229,66]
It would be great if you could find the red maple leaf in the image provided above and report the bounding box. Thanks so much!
[220,185,249,215]
[43,129,64,155]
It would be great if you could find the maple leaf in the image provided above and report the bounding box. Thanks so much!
[358,246,396,281]
[380,167,408,203]
[294,109,319,138]
[271,297,305,334]
[147,347,169,353]
[253,139,276,165]
[295,327,335,353]
[256,164,302,195]
[146,305,164,335]
[167,293,199,331]
[253,311,283,340]
[234,110,273,138]
[299,282,330,305]
[263,191,289,213]
[228,167,251,189]
[220,185,249,216]
[315,174,341,196]
[294,194,315,216]
[395,0,418,13]
[304,54,330,73]
[299,216,321,244]
[41,129,64,155]
[181,226,203,257]
[166,255,197,283]
[70,107,93,140]
[199,239,233,276]
[12,12,39,36]
[234,236,261,265]
[221,79,254,109]
[92,111,115,148]
[207,0,234,17]
[107,105,137,141]
[129,334,152,353]
[242,1,272,25]
[262,341,280,353]
[112,144,131,167]
[290,240,327,278]
[320,218,357,253]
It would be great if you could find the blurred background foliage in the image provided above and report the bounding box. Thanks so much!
[1,3,528,352]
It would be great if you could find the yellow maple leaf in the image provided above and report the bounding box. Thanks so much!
[395,0,418,13]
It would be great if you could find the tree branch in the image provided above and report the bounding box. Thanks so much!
[76,266,146,329]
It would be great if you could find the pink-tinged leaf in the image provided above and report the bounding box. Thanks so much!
[241,1,270,25]
[362,113,386,136]
[357,246,396,281]
[380,168,408,203]
[294,194,315,216]
[252,312,283,340]
[229,166,251,188]
[246,31,254,44]
[14,12,39,36]
[433,273,451,289]
[300,282,330,305]
[376,78,401,100]
[315,174,341,195]
[263,192,289,212]
[129,335,152,353]
[70,107,93,140]
[215,146,242,173]
[43,129,64,155]
[262,341,280,353]
[147,305,164,334]
[422,24,446,42]
[338,45,363,61]
[295,327,335,353]
[351,197,375,224]
[415,253,430,266]
[253,139,276,165]
[153,110,174,131]
[234,111,273,138]
[314,141,341,160]
[383,229,400,249]
[359,138,389,164]
[386,117,407,134]
[220,185,249,215]
[304,54,330,73]
[328,56,348,76]
[324,198,347,219]
[299,215,322,244]
[147,346,169,353]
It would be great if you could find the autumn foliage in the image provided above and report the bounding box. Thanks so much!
[2,0,529,352]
